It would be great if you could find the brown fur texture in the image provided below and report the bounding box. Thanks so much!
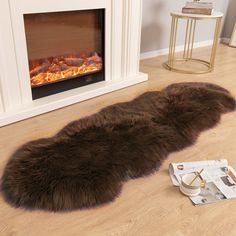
[1,82,235,212]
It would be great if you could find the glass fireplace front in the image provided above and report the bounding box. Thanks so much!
[24,9,105,100]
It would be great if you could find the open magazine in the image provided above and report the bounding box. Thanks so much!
[169,160,236,205]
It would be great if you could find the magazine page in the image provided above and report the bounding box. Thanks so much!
[190,167,236,205]
[169,160,236,205]
[169,159,228,186]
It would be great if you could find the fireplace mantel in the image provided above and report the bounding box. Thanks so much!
[0,0,148,126]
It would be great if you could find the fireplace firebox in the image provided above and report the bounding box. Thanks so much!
[24,9,105,99]
[0,0,148,127]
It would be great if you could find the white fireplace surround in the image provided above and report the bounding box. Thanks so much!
[0,0,148,126]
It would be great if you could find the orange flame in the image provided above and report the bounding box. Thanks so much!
[29,52,103,87]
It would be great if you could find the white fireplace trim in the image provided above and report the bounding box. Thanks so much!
[0,74,147,126]
[0,0,148,127]
[9,0,113,104]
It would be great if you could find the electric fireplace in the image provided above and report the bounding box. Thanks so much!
[0,0,148,126]
[24,10,105,99]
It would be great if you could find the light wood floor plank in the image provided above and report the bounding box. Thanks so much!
[0,44,236,236]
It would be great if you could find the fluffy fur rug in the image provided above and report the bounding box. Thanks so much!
[1,82,235,212]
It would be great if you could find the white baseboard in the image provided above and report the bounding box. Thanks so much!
[140,39,215,60]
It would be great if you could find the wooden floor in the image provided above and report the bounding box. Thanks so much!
[0,44,236,236]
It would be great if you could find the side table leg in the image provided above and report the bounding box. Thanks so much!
[168,16,178,68]
[183,19,196,60]
[183,19,190,59]
[210,17,222,70]
[168,17,175,66]
[189,19,197,59]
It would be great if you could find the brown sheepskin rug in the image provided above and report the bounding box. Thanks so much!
[1,82,236,212]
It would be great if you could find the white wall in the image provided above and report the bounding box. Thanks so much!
[141,0,229,54]
[222,0,236,39]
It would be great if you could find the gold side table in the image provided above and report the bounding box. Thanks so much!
[164,11,223,74]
